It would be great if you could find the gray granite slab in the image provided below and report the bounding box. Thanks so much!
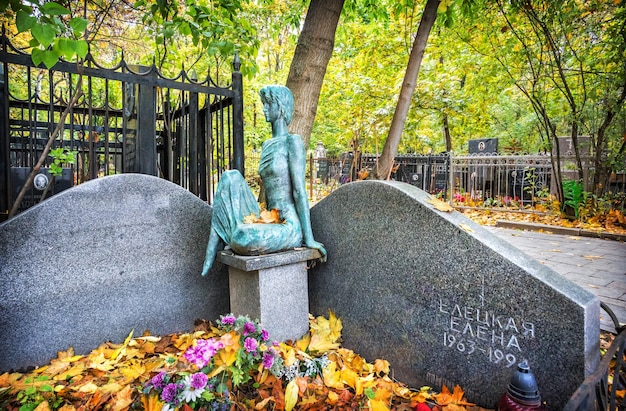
[219,249,318,342]
[308,180,600,410]
[0,174,229,372]
[216,248,322,271]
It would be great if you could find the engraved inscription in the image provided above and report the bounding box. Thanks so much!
[438,299,535,368]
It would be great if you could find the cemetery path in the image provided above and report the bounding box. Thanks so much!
[486,226,626,332]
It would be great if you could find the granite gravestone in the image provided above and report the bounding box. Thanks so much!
[0,174,229,372]
[308,180,600,410]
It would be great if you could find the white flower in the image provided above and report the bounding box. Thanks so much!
[180,374,205,403]
[161,404,175,411]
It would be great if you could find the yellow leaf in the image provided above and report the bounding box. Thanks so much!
[119,362,145,381]
[100,382,123,394]
[76,381,99,394]
[427,197,454,212]
[369,398,390,411]
[341,367,358,390]
[309,311,342,353]
[109,330,134,361]
[295,332,311,352]
[327,390,339,405]
[243,213,258,224]
[87,353,115,372]
[58,405,77,411]
[280,343,298,367]
[374,359,390,375]
[459,223,473,233]
[285,378,299,411]
[355,373,375,396]
[54,363,85,380]
[322,361,345,389]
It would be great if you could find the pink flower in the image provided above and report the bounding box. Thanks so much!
[243,322,256,335]
[184,338,224,368]
[244,337,258,353]
[190,372,208,390]
[262,351,275,369]
[221,315,236,325]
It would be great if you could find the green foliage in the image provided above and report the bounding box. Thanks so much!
[132,0,261,79]
[2,1,89,68]
[15,376,61,411]
[562,179,584,219]
[49,148,77,177]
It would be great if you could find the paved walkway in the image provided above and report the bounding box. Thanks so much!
[485,225,626,332]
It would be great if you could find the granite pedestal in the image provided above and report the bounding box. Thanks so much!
[217,248,321,342]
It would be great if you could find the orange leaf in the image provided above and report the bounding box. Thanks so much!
[260,208,282,223]
[110,385,134,411]
[435,385,475,407]
[140,393,164,411]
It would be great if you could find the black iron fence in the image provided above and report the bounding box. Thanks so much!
[564,304,625,411]
[0,30,244,220]
[296,152,625,209]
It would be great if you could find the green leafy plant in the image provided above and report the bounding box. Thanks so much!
[48,148,77,177]
[15,376,61,411]
[8,1,89,68]
[562,179,584,219]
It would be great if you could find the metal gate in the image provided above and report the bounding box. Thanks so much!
[0,29,244,220]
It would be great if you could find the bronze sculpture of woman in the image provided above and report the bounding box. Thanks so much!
[201,85,326,276]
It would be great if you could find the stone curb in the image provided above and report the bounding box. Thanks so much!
[494,220,626,242]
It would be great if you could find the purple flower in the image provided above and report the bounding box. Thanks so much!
[244,337,258,353]
[184,338,223,368]
[190,372,208,390]
[243,322,256,335]
[262,351,275,369]
[261,329,269,341]
[150,371,166,390]
[221,315,236,325]
[161,382,179,403]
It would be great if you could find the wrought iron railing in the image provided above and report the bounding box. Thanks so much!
[564,303,625,411]
[0,29,243,219]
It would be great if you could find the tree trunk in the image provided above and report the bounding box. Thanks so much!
[592,85,626,195]
[443,113,452,152]
[374,0,440,179]
[286,0,345,146]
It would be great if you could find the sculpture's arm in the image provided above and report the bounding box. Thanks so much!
[288,135,327,261]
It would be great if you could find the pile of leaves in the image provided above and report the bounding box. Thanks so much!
[0,313,487,411]
[460,207,626,236]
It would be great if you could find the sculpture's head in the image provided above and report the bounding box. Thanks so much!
[259,85,294,125]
